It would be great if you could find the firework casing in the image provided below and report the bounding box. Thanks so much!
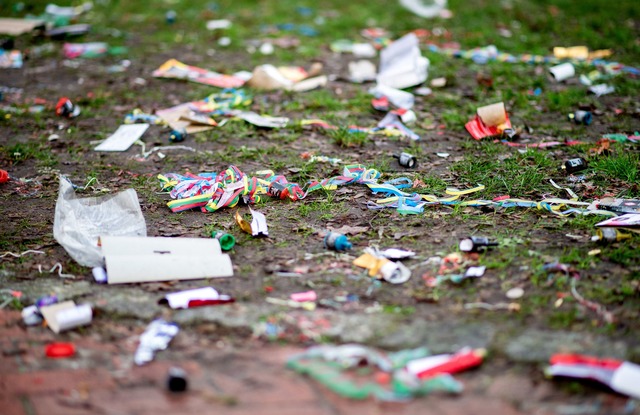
[562,157,587,174]
[211,230,235,251]
[169,128,186,143]
[592,228,632,243]
[459,236,497,252]
[268,181,290,200]
[549,63,575,82]
[571,110,592,125]
[393,152,417,168]
[324,232,352,251]
[167,367,188,392]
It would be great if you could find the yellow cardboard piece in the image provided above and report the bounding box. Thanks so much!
[353,253,390,277]
[553,46,589,60]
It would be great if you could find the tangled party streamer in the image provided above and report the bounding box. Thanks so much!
[160,165,618,219]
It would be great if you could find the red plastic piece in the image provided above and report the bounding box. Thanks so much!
[0,169,8,183]
[55,97,71,116]
[549,353,623,370]
[465,114,512,140]
[45,343,76,358]
[416,349,485,379]
[187,298,235,308]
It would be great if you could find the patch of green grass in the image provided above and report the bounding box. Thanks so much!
[329,128,369,148]
[1,142,57,167]
[451,148,555,197]
[590,152,639,183]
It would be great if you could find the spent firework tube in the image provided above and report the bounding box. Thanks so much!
[407,348,486,379]
[459,236,498,252]
[0,169,9,183]
[56,304,93,332]
[547,353,640,399]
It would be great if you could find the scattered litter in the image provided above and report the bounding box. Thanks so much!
[0,249,45,259]
[235,208,269,236]
[95,124,149,152]
[561,157,588,174]
[124,110,164,126]
[45,343,76,358]
[568,110,592,125]
[163,287,234,309]
[370,83,415,109]
[506,287,524,299]
[152,59,248,88]
[459,236,498,253]
[393,152,417,168]
[349,60,377,83]
[595,214,640,230]
[377,248,416,260]
[22,305,43,326]
[549,62,575,82]
[266,297,316,311]
[290,291,317,302]
[596,197,640,214]
[354,251,412,284]
[92,267,108,283]
[588,84,615,97]
[287,344,463,401]
[53,177,147,267]
[406,347,485,379]
[324,232,352,251]
[247,64,327,92]
[102,236,233,284]
[464,302,519,311]
[0,18,45,36]
[206,19,232,31]
[211,230,236,251]
[546,354,640,399]
[40,301,92,334]
[465,102,512,140]
[0,50,23,69]
[39,262,76,279]
[167,367,188,392]
[591,228,632,243]
[134,319,179,366]
[231,111,289,128]
[377,33,429,89]
[168,128,187,143]
[55,97,80,118]
[400,0,449,18]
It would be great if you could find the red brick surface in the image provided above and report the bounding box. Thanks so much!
[0,309,631,415]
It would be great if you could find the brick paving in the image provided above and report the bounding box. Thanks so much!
[0,309,634,415]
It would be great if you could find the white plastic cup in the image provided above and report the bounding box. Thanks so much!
[549,63,575,82]
[56,304,93,332]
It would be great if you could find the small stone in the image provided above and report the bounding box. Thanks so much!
[506,287,524,299]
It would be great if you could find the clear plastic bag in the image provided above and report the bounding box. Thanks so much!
[53,177,147,267]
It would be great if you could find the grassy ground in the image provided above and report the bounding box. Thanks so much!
[1,0,639,347]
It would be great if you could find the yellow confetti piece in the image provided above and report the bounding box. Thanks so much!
[234,210,253,234]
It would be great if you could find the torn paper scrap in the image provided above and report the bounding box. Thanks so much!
[40,301,93,334]
[95,124,150,151]
[377,33,429,89]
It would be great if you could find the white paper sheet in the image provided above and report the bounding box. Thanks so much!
[95,124,149,152]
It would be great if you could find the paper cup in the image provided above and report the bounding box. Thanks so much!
[56,304,93,332]
[549,63,575,82]
[477,102,506,127]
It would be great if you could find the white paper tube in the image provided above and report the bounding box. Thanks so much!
[549,63,575,82]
